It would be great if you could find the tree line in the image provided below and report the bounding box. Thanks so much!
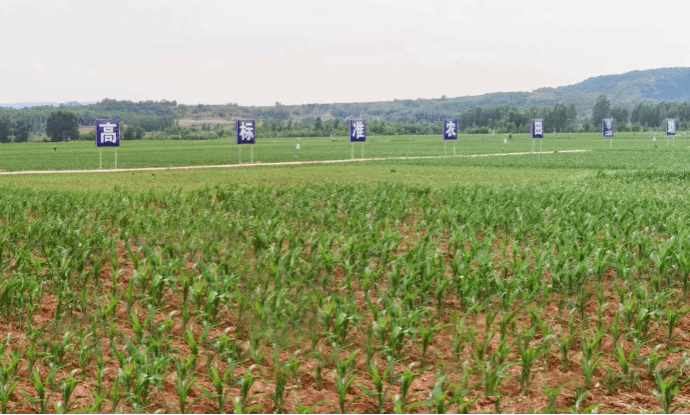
[4,97,690,143]
[0,99,178,140]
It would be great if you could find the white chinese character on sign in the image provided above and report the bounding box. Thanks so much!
[99,122,117,144]
[668,120,675,134]
[534,121,543,135]
[352,121,365,139]
[445,121,456,137]
[239,121,254,141]
[604,119,613,137]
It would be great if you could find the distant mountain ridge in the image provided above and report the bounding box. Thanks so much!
[527,67,690,111]
[0,101,96,109]
[5,68,690,122]
[247,67,690,122]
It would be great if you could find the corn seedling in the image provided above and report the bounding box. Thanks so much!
[359,357,398,414]
[652,355,690,414]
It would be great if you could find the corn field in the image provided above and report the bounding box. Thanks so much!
[2,178,690,413]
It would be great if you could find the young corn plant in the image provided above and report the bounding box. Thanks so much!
[580,331,605,388]
[570,388,602,414]
[235,364,262,414]
[333,349,360,414]
[394,363,428,413]
[653,355,690,414]
[175,373,198,414]
[517,327,542,396]
[554,326,577,373]
[55,369,83,414]
[540,378,568,414]
[644,344,681,377]
[580,353,602,390]
[449,365,479,414]
[358,357,398,414]
[607,339,644,391]
[662,304,689,348]
[0,376,19,415]
[417,322,446,365]
[22,366,58,414]
[425,375,455,414]
[200,358,240,413]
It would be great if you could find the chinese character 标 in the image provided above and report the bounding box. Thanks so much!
[239,121,255,141]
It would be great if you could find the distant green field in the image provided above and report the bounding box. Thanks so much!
[0,132,682,172]
[1,132,689,192]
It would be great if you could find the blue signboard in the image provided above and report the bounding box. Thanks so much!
[444,119,458,140]
[602,118,614,138]
[350,120,366,142]
[666,118,676,136]
[531,119,544,139]
[95,119,120,147]
[237,120,256,144]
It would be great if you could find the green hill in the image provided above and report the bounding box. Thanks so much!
[241,67,690,123]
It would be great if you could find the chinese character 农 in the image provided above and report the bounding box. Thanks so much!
[445,121,456,137]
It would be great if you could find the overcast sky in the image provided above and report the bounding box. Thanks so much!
[2,0,689,106]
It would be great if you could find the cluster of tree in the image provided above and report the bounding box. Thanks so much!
[45,111,79,142]
[0,99,181,138]
[156,125,228,141]
[81,124,147,142]
[250,103,579,138]
[0,114,32,143]
[591,95,632,127]
[630,101,690,128]
[587,95,690,131]
[93,98,178,117]
[253,117,448,138]
[453,104,578,133]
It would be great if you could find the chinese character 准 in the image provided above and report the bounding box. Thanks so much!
[239,121,255,141]
[445,120,456,138]
[352,121,365,139]
[99,122,117,144]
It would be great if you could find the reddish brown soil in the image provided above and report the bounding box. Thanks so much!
[3,239,690,414]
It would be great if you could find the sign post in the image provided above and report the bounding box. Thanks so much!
[531,119,544,153]
[602,118,614,149]
[95,119,120,169]
[666,118,676,146]
[237,120,256,163]
[350,120,366,159]
[443,119,458,156]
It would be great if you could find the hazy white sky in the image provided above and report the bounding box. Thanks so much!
[2,0,689,106]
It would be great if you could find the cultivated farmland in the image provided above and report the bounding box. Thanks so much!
[2,133,690,413]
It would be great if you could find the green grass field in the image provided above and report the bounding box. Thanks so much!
[1,132,689,192]
[2,132,681,171]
